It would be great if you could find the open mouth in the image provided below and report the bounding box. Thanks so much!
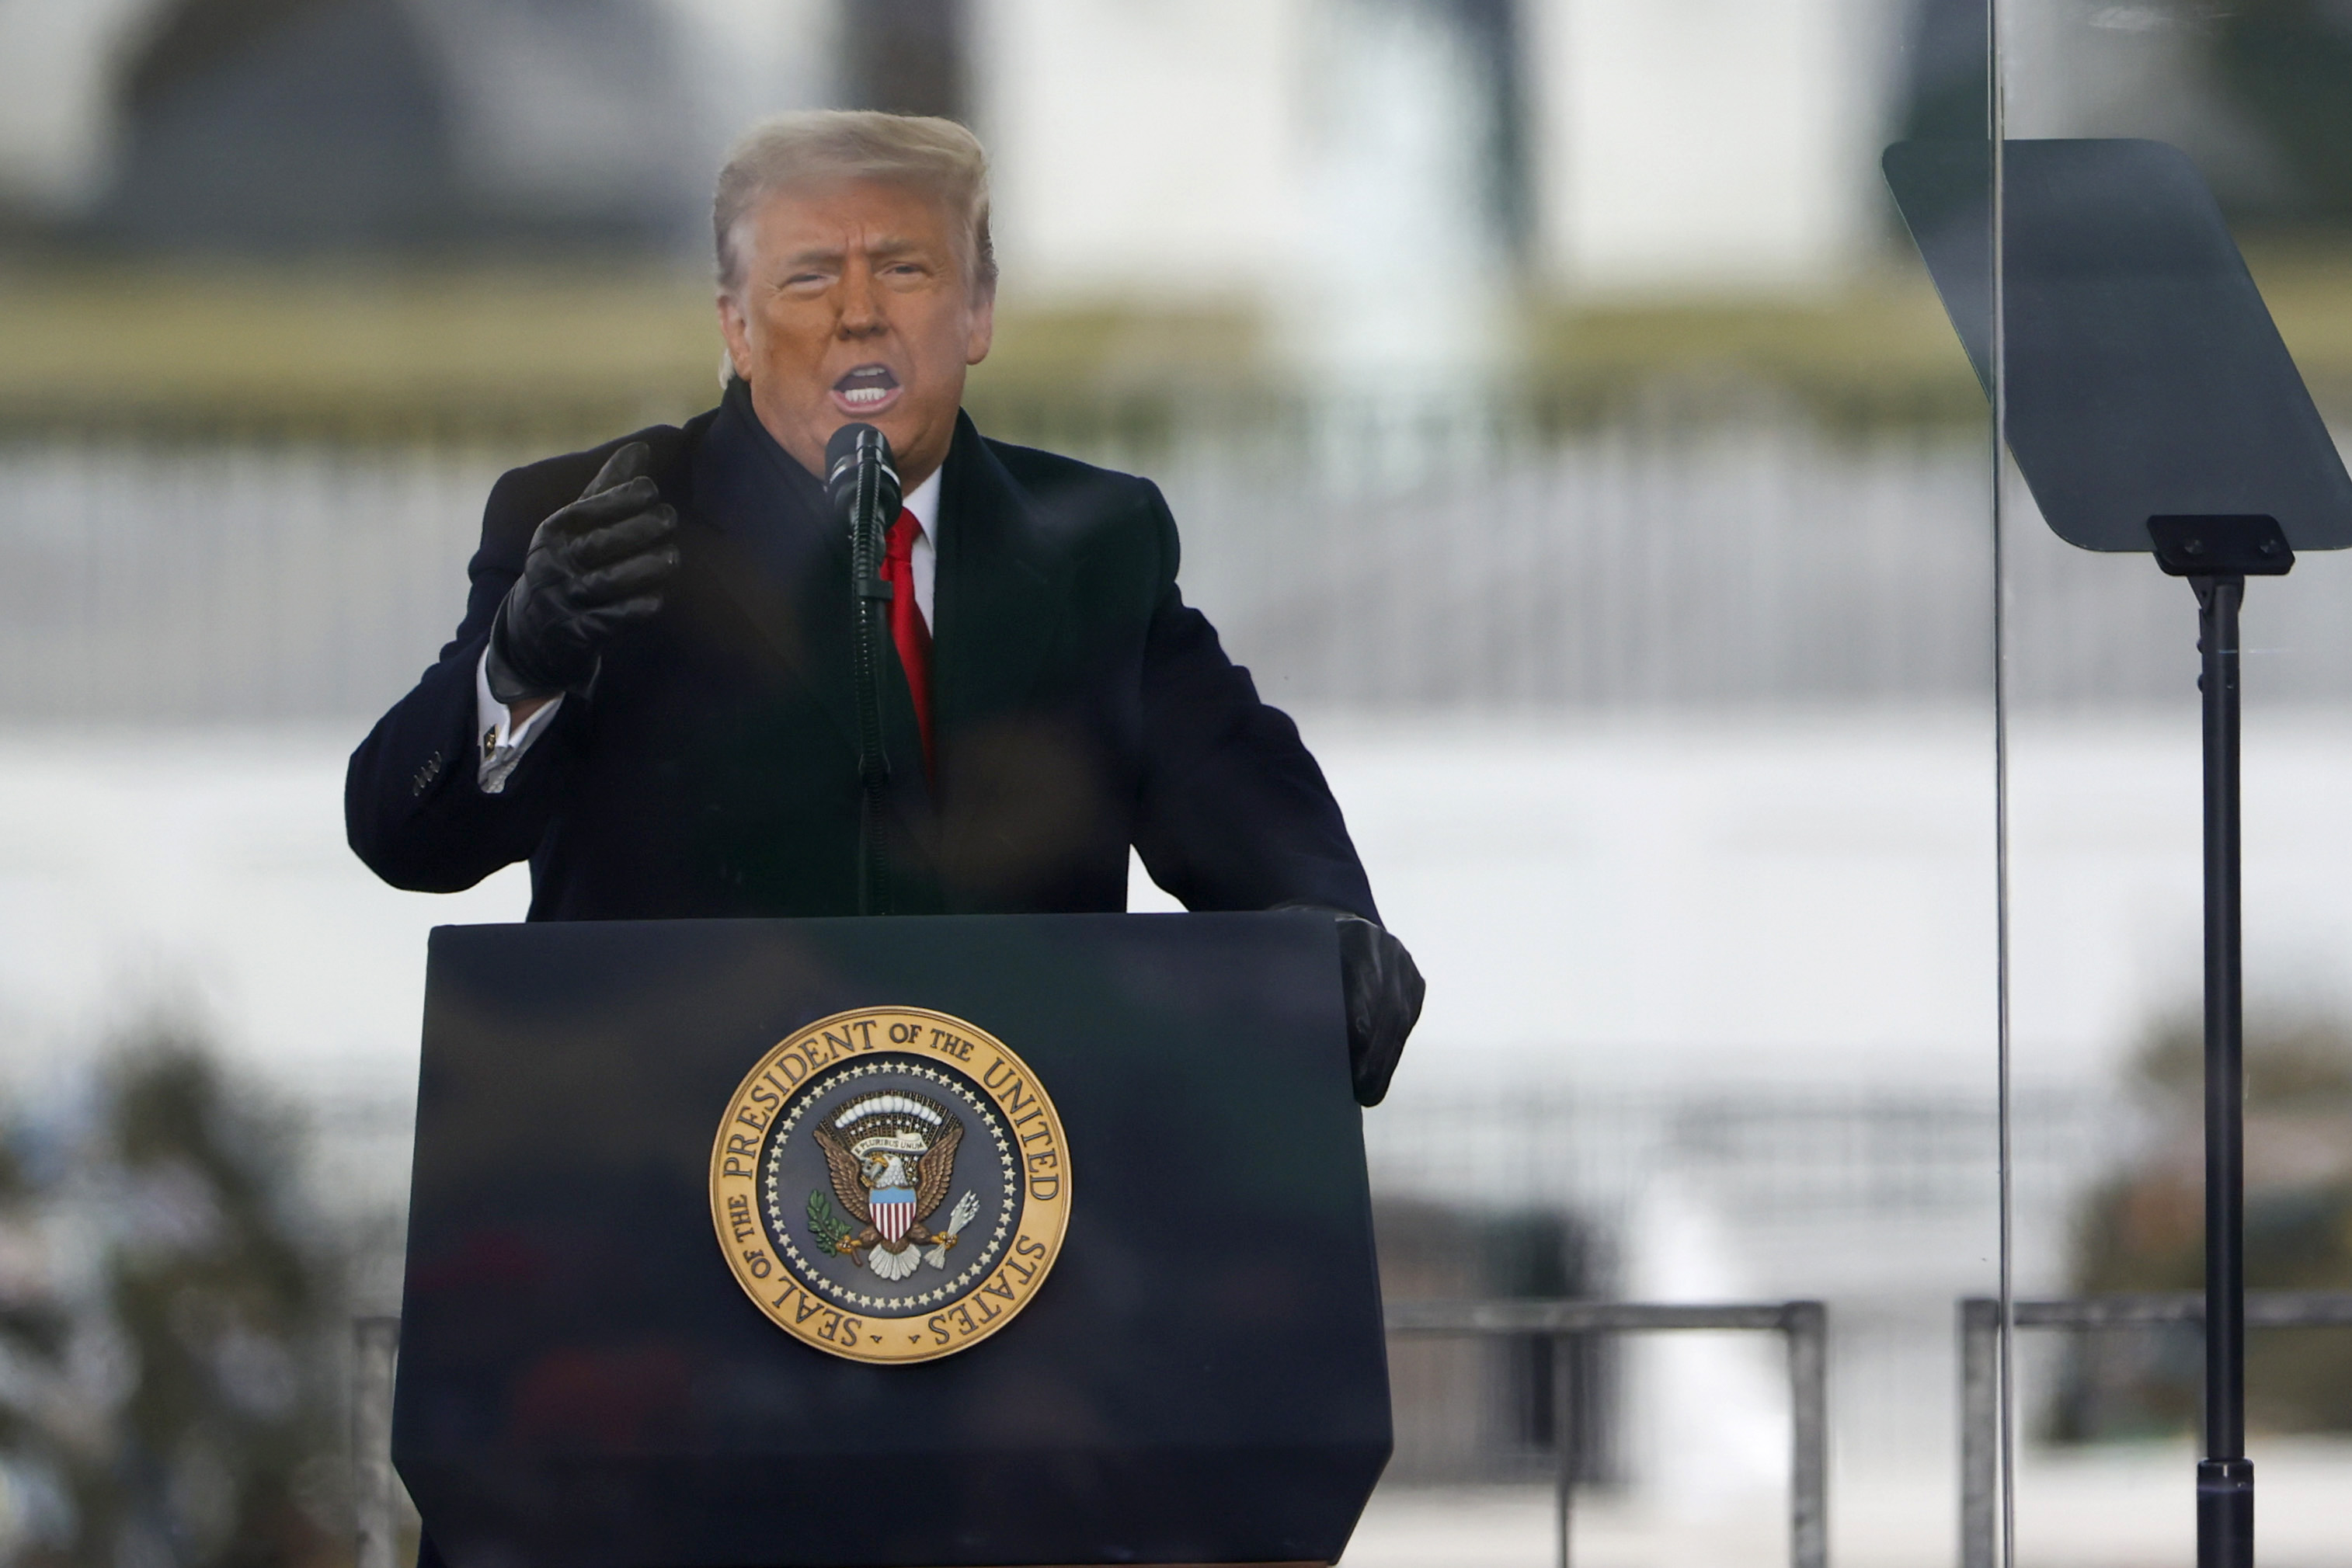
[832,364,902,415]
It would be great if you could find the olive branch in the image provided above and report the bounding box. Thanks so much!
[806,1189,852,1254]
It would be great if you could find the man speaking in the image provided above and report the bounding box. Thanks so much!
[346,111,1422,1105]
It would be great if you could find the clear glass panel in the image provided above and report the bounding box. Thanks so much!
[1156,2,2008,1561]
[0,3,2005,1564]
[1994,0,2352,1559]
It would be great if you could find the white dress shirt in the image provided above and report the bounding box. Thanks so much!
[475,466,943,792]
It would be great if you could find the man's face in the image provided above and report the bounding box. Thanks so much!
[718,178,994,489]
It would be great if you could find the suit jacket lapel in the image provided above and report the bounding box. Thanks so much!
[933,413,1072,742]
[691,384,940,877]
[691,384,859,754]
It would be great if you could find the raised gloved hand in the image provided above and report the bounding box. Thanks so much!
[485,441,680,703]
[1281,906,1427,1107]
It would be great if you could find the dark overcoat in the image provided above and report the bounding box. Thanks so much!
[346,383,1378,922]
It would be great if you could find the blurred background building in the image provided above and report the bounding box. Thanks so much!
[3,1,2352,1563]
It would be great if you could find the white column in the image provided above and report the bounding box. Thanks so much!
[967,0,1317,305]
[0,0,172,216]
[1527,0,1901,299]
[660,0,840,164]
[1286,0,1513,383]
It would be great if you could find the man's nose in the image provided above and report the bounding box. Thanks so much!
[838,263,885,336]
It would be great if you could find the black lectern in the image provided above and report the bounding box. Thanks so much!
[393,912,1391,1568]
[1888,137,2352,1568]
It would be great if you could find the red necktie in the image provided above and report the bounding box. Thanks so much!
[881,508,934,776]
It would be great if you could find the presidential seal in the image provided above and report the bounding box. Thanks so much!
[709,1006,1070,1364]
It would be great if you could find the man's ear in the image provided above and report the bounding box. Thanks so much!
[717,291,756,381]
[966,287,996,367]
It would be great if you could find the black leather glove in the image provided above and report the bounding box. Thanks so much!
[1281,905,1427,1107]
[485,441,680,703]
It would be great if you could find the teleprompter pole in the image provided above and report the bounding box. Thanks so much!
[2150,513,2291,1568]
[2193,571,2252,1568]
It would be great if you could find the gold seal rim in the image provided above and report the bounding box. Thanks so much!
[708,1005,1070,1365]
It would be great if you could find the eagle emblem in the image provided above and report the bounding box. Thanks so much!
[711,1006,1070,1364]
[808,1090,979,1282]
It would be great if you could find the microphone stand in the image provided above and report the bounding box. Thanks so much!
[830,425,900,916]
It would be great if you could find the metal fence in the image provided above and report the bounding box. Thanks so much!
[351,1301,1830,1568]
[0,440,503,722]
[1368,1086,2129,1518]
[1386,1298,1830,1568]
[10,404,2352,721]
[329,1085,2087,1505]
[357,1292,2352,1568]
[1956,1292,2352,1568]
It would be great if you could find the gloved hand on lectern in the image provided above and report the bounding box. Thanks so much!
[1280,905,1427,1108]
[485,441,681,704]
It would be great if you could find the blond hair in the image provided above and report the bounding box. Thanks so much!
[713,110,997,298]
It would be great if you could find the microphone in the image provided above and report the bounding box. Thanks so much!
[826,422,901,540]
[824,422,899,916]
